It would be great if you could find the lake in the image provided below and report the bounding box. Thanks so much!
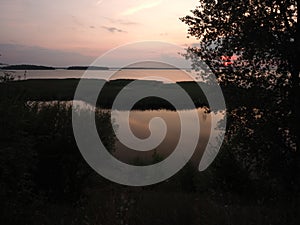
[69,100,224,167]
[9,69,196,82]
[112,108,213,165]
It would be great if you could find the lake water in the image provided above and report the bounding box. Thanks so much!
[112,108,213,165]
[69,100,224,166]
[10,69,196,82]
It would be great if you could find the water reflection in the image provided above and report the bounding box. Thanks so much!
[112,109,212,165]
[31,100,224,167]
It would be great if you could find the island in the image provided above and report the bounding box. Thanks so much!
[2,64,56,70]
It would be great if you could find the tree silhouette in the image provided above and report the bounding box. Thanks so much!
[181,0,299,189]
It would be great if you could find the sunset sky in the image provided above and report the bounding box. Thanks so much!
[0,0,198,66]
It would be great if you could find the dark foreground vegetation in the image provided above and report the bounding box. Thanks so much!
[1,75,299,224]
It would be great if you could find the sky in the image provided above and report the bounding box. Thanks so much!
[0,0,199,66]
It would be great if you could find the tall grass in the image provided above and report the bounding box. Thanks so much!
[0,93,299,225]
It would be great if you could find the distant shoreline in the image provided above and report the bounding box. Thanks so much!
[0,78,272,111]
[0,78,209,110]
[2,64,56,70]
[1,64,191,71]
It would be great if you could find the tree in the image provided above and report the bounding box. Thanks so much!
[181,0,299,190]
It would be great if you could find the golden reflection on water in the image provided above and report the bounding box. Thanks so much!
[112,108,212,165]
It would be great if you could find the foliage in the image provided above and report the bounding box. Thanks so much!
[0,96,116,224]
[180,0,297,77]
[181,0,299,190]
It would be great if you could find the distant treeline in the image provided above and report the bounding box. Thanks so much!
[2,64,56,70]
[1,64,191,71]
[1,65,111,70]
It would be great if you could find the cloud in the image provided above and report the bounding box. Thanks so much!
[71,15,85,27]
[102,17,139,26]
[121,0,162,16]
[101,26,126,33]
[96,0,104,5]
[119,21,139,25]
